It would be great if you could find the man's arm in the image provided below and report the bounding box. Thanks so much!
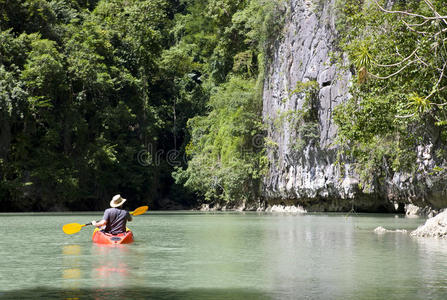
[92,219,107,227]
[92,209,109,227]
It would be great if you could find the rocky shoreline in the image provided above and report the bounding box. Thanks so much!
[198,201,447,239]
[198,202,307,213]
[196,201,441,217]
[371,209,447,238]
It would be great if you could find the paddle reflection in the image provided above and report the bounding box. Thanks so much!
[63,244,82,256]
[62,244,82,299]
[62,268,81,279]
[62,245,82,282]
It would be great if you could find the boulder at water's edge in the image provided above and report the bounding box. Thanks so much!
[411,210,447,238]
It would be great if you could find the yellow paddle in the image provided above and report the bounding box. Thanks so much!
[130,205,149,216]
[62,205,149,235]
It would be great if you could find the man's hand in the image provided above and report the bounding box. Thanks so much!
[92,219,107,227]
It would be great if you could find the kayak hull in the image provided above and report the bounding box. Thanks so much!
[92,228,134,245]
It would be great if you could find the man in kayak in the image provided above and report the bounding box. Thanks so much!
[92,194,133,234]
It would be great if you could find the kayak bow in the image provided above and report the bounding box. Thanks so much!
[92,228,134,245]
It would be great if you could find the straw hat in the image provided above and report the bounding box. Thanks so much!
[110,194,126,208]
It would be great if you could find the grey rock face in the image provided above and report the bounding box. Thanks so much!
[388,143,447,210]
[262,0,446,211]
[263,0,369,211]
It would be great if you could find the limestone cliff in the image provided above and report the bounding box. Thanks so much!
[262,0,447,212]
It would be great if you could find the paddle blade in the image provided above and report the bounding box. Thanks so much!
[131,206,148,216]
[63,223,83,235]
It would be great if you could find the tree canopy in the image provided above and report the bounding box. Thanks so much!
[0,0,283,211]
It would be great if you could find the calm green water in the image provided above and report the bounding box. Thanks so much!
[1,211,446,299]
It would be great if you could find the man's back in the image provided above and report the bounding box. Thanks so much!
[103,207,131,234]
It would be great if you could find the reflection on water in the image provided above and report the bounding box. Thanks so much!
[62,268,81,280]
[63,244,82,256]
[62,244,82,299]
[92,245,130,289]
[3,212,447,299]
[413,236,447,257]
[262,216,357,299]
[412,236,447,297]
[61,243,135,299]
[0,287,271,300]
[62,245,82,282]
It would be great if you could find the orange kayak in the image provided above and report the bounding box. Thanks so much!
[92,228,134,245]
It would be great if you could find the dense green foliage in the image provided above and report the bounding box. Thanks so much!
[333,0,447,190]
[0,0,177,210]
[171,0,285,206]
[0,0,283,211]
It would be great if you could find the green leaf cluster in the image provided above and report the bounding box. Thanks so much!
[334,0,447,190]
[173,77,267,203]
[169,0,285,205]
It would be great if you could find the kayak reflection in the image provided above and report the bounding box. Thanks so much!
[92,244,130,288]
